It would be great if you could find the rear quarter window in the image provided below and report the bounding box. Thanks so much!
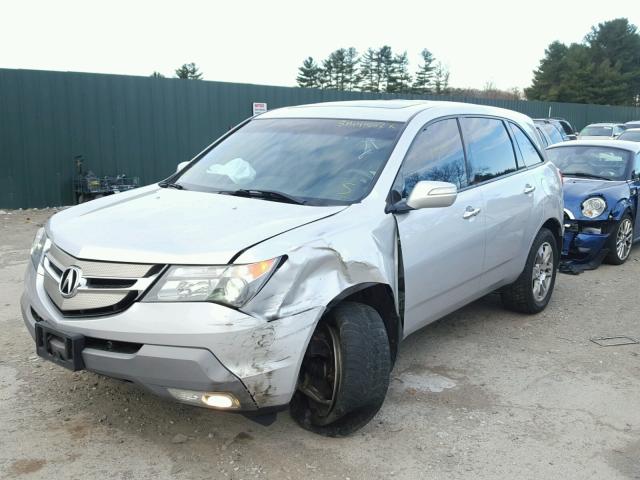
[509,123,545,167]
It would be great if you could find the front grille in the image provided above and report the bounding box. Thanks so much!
[42,244,164,317]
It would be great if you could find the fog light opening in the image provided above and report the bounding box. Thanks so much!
[201,392,239,409]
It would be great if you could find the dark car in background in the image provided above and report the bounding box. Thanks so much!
[547,140,640,266]
[551,118,578,140]
[534,119,571,145]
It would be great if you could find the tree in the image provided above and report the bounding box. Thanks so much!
[412,49,436,93]
[526,18,640,105]
[388,51,412,93]
[525,41,571,101]
[302,48,360,91]
[433,62,450,94]
[175,63,203,80]
[150,71,165,78]
[296,57,322,88]
[359,48,383,92]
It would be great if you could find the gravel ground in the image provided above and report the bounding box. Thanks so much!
[1,208,639,479]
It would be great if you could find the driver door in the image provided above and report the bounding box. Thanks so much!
[392,118,486,336]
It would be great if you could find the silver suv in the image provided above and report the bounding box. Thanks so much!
[23,100,563,436]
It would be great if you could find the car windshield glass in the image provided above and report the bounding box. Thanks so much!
[537,123,564,144]
[618,131,640,142]
[580,126,612,136]
[547,146,631,181]
[176,118,403,205]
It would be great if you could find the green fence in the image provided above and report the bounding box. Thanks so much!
[2,68,640,208]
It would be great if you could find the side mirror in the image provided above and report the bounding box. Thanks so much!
[407,181,458,210]
[176,161,189,173]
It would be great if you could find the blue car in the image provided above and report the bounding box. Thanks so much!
[546,140,640,267]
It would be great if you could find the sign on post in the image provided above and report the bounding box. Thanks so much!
[252,102,268,116]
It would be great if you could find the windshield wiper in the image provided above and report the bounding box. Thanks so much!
[562,172,611,181]
[218,189,306,205]
[158,181,186,190]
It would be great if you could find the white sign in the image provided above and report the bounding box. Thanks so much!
[252,102,268,115]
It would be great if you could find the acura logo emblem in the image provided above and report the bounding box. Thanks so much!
[59,266,83,298]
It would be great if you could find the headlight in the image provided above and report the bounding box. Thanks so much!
[581,197,607,218]
[143,257,281,307]
[30,227,48,269]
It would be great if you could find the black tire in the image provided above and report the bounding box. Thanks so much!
[501,227,558,314]
[289,301,391,437]
[605,214,634,265]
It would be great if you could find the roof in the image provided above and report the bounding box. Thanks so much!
[547,139,640,153]
[259,99,533,123]
[583,122,625,127]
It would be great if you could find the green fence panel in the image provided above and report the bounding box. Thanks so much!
[1,68,640,208]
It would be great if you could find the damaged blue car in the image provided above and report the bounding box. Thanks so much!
[547,140,640,268]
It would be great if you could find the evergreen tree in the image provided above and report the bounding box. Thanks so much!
[412,49,436,93]
[388,51,412,93]
[433,62,450,94]
[525,41,571,101]
[359,48,383,92]
[526,18,640,105]
[343,47,361,91]
[378,46,395,92]
[175,63,202,80]
[296,57,322,88]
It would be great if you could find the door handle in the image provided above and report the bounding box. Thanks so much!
[463,206,481,219]
[524,184,536,194]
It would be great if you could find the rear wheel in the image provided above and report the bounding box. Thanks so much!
[501,227,558,314]
[605,214,633,265]
[289,301,391,437]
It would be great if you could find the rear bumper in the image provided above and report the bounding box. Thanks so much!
[22,264,322,411]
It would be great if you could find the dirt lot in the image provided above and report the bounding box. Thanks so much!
[1,208,639,480]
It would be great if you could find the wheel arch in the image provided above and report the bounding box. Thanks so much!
[325,283,401,363]
[541,217,562,252]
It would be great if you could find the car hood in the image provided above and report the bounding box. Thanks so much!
[562,177,629,219]
[48,186,347,264]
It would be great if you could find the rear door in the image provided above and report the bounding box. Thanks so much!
[459,117,535,287]
[393,118,486,335]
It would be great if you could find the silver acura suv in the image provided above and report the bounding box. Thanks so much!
[23,100,563,436]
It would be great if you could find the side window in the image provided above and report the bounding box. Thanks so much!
[460,117,518,185]
[536,127,549,148]
[393,118,468,198]
[509,123,544,167]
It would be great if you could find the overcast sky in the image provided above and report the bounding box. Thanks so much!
[3,0,639,91]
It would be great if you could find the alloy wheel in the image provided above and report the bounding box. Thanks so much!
[532,242,554,302]
[616,218,633,261]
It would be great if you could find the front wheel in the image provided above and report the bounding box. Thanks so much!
[605,214,633,265]
[501,227,558,314]
[289,301,391,437]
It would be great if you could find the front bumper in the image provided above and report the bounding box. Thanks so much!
[561,217,613,263]
[21,264,322,411]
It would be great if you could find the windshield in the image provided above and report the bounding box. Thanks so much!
[537,123,564,144]
[618,131,640,142]
[176,118,403,205]
[580,126,612,137]
[547,146,631,181]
